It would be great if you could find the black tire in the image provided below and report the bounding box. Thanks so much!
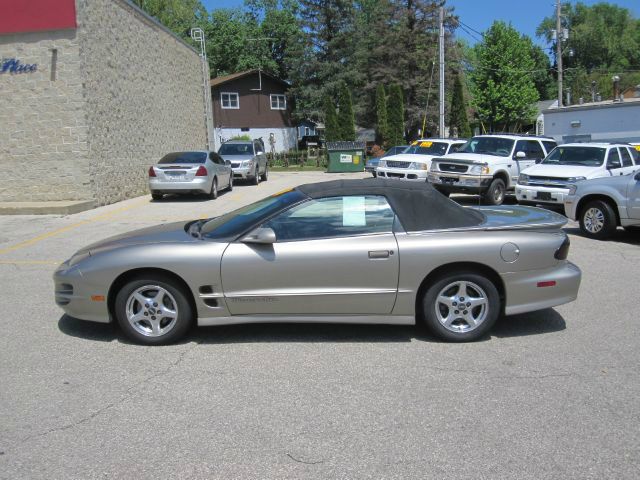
[372,172,377,178]
[422,271,500,342]
[482,178,506,205]
[151,193,163,201]
[579,200,617,239]
[228,174,233,191]
[253,167,260,185]
[209,177,218,199]
[114,275,193,345]
[261,164,269,181]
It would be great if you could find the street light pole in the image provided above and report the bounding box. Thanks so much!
[556,0,563,107]
[438,6,445,137]
[190,27,215,151]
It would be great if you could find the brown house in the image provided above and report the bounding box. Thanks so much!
[211,69,296,152]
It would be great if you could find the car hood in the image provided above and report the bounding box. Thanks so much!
[383,153,436,162]
[437,152,503,164]
[522,164,601,178]
[79,221,197,255]
[220,154,254,162]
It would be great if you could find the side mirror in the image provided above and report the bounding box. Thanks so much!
[241,227,276,244]
[515,151,526,159]
[607,161,622,170]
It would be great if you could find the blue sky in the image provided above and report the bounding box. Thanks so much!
[201,0,640,46]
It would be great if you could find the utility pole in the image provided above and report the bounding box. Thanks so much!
[438,6,445,137]
[191,28,215,151]
[556,0,563,107]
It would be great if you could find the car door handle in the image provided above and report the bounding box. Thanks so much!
[368,250,390,259]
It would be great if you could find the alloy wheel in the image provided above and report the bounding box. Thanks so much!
[125,285,179,337]
[435,280,489,333]
[583,207,604,234]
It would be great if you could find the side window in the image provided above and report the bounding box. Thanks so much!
[449,143,464,153]
[263,195,395,241]
[542,141,557,154]
[629,147,640,165]
[620,147,633,167]
[527,140,545,159]
[607,148,622,169]
[514,140,528,158]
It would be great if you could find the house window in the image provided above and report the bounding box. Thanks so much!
[221,92,239,109]
[270,94,286,110]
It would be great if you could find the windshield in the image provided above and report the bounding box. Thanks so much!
[383,146,409,157]
[403,141,448,156]
[542,146,606,167]
[458,137,515,157]
[218,143,254,156]
[158,152,206,164]
[201,189,307,239]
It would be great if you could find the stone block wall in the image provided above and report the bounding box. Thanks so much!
[0,30,92,202]
[76,0,208,205]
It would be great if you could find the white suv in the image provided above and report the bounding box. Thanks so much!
[428,135,556,205]
[376,138,466,181]
[516,143,639,207]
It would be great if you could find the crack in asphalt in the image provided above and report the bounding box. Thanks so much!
[285,453,325,465]
[17,342,199,445]
[423,366,580,380]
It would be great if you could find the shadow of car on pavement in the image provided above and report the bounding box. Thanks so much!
[58,308,566,345]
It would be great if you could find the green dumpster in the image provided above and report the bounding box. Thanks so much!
[326,141,366,173]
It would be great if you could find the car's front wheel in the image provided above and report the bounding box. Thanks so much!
[114,276,193,345]
[579,200,617,239]
[253,167,260,185]
[422,272,500,342]
[482,178,505,205]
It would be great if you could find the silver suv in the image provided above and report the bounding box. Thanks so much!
[218,140,269,184]
[428,134,557,205]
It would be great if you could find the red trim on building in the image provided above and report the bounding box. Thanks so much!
[0,0,77,35]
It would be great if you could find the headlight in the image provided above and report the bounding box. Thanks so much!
[469,165,490,175]
[566,176,586,183]
[243,159,254,167]
[68,251,90,266]
[518,173,530,185]
[568,184,578,195]
[408,162,428,170]
[378,159,386,167]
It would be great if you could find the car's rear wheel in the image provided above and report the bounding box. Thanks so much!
[151,193,163,201]
[482,178,505,205]
[579,200,617,239]
[209,178,218,199]
[228,174,233,191]
[115,276,193,345]
[261,164,269,181]
[422,272,500,342]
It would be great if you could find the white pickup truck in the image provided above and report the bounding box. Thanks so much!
[428,134,557,205]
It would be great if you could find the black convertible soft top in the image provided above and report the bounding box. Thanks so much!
[296,178,485,231]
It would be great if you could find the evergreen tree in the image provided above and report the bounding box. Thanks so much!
[375,84,388,145]
[387,84,405,145]
[337,83,356,141]
[449,73,471,138]
[323,95,340,142]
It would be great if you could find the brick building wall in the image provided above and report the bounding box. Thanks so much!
[0,0,208,205]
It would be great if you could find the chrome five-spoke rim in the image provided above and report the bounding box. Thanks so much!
[126,285,178,337]
[435,281,489,333]
[584,207,604,233]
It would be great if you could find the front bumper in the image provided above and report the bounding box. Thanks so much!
[232,165,255,179]
[53,262,111,323]
[428,172,493,193]
[502,261,581,316]
[377,167,428,181]
[149,177,210,194]
[516,185,570,205]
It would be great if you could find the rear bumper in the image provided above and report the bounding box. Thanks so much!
[377,167,428,181]
[502,261,581,316]
[149,177,210,193]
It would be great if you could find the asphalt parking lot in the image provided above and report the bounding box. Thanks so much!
[1,171,639,479]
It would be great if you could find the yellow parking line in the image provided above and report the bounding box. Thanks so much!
[0,199,148,256]
[0,260,62,265]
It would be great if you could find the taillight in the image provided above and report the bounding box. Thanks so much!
[195,166,208,176]
[555,235,570,260]
[148,166,156,177]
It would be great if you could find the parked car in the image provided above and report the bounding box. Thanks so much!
[564,169,640,239]
[148,151,232,201]
[376,139,466,181]
[516,143,639,208]
[218,139,268,184]
[428,134,557,205]
[365,145,409,177]
[54,178,581,345]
